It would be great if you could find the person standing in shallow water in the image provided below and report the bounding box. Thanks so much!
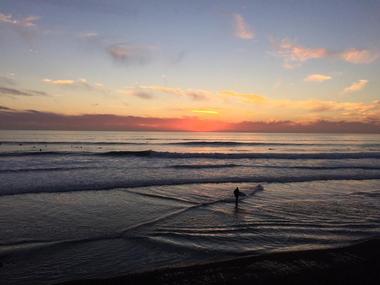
[234,187,240,208]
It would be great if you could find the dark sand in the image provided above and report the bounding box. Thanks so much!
[59,238,380,285]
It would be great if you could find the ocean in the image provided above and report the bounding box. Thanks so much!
[0,130,380,284]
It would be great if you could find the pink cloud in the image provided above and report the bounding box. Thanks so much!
[0,12,39,28]
[273,39,329,68]
[343,80,368,93]
[233,14,254,40]
[272,39,378,68]
[43,78,109,93]
[341,48,379,64]
[304,74,332,82]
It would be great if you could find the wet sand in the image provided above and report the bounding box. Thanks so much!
[59,238,380,285]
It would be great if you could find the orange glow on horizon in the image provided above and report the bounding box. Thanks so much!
[170,118,232,132]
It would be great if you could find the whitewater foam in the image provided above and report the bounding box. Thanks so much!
[1,173,380,197]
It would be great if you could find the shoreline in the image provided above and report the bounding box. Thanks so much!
[59,237,380,285]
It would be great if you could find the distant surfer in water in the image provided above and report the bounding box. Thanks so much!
[234,187,240,208]
[234,185,263,207]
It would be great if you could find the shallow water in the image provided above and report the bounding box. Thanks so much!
[0,131,379,284]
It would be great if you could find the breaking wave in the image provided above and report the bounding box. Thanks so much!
[1,173,380,197]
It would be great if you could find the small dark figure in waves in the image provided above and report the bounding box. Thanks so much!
[234,187,240,208]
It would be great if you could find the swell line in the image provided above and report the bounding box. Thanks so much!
[2,150,380,160]
[169,164,380,170]
[99,150,380,160]
[1,173,380,197]
[2,164,380,174]
[168,141,380,147]
[3,140,380,147]
[0,166,97,174]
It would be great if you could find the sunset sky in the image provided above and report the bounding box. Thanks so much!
[0,0,379,132]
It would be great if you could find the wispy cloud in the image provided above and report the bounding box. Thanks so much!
[0,105,14,111]
[77,32,104,47]
[118,85,378,121]
[118,88,154,100]
[43,78,108,93]
[233,13,254,40]
[0,12,39,28]
[343,80,369,93]
[304,74,332,82]
[0,76,15,86]
[0,86,48,97]
[340,48,379,64]
[273,39,328,69]
[121,85,212,101]
[79,32,157,67]
[232,120,380,133]
[131,91,154,100]
[106,43,153,65]
[43,79,75,85]
[220,89,378,121]
[78,32,99,40]
[192,109,219,115]
[220,90,266,103]
[272,38,379,68]
[0,11,40,42]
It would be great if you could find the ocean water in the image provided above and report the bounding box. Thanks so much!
[0,130,380,284]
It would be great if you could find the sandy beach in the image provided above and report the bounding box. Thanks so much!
[58,238,380,285]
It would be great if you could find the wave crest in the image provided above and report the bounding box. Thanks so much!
[2,150,380,160]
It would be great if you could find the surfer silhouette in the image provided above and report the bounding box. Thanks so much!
[234,187,240,207]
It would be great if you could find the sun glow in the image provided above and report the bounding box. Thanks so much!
[173,118,230,132]
[191,109,219,115]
